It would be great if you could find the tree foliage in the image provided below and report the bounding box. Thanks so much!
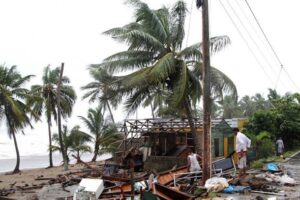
[51,125,92,163]
[246,92,300,149]
[78,107,123,162]
[0,65,35,173]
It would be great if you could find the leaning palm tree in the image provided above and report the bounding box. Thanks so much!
[78,107,122,162]
[28,66,76,167]
[92,0,237,153]
[0,65,35,173]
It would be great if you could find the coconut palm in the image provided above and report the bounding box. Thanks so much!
[92,0,237,153]
[221,95,241,118]
[82,68,120,124]
[51,125,72,163]
[51,125,92,163]
[68,125,92,163]
[28,66,76,167]
[78,107,122,162]
[0,65,35,173]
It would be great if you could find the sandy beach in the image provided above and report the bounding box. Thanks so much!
[0,160,105,199]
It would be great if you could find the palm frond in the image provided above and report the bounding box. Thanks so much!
[127,0,168,42]
[124,87,150,114]
[103,22,141,38]
[94,56,153,74]
[103,50,155,62]
[148,52,176,84]
[201,35,231,55]
[170,1,187,50]
[210,66,238,102]
[179,42,202,61]
[170,61,188,107]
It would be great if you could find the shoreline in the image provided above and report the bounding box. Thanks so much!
[0,153,111,173]
[0,160,105,199]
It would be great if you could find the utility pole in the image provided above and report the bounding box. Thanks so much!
[201,0,212,182]
[57,62,68,171]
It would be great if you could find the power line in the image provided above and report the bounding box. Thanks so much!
[217,0,275,86]
[225,0,278,78]
[244,0,300,91]
[185,0,194,48]
[233,0,289,90]
[244,0,282,66]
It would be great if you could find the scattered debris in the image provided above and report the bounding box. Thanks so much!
[73,178,104,200]
[205,177,229,193]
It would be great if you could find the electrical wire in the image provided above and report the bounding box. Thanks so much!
[233,0,289,90]
[217,0,275,86]
[185,0,194,48]
[244,0,300,91]
[225,0,278,78]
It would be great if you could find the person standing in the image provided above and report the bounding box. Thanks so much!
[276,137,284,156]
[233,128,251,177]
[187,149,201,185]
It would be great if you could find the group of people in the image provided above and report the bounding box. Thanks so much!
[112,128,285,184]
[187,128,285,180]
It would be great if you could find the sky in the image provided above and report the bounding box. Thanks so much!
[1,0,300,158]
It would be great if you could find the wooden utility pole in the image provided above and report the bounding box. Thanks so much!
[201,0,212,182]
[57,62,68,171]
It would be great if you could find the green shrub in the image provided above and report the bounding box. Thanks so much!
[251,159,266,169]
[256,139,275,159]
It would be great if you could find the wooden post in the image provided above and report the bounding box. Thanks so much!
[224,137,228,157]
[202,0,212,182]
[57,62,68,171]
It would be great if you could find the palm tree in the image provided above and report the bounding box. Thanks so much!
[51,125,72,163]
[221,95,241,118]
[51,125,92,163]
[0,65,35,173]
[28,66,76,167]
[92,0,237,153]
[82,68,119,124]
[238,95,256,117]
[68,125,92,163]
[78,107,122,162]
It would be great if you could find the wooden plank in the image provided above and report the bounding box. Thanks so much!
[102,166,189,195]
[153,183,193,200]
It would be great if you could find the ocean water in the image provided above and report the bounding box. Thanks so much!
[0,153,111,173]
[0,127,111,172]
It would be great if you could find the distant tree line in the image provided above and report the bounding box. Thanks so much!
[217,89,300,158]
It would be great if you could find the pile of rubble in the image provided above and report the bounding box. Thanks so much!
[1,156,299,200]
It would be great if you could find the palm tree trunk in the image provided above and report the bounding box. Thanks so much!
[92,142,99,162]
[107,101,115,124]
[77,150,80,163]
[183,99,201,154]
[57,63,68,171]
[47,121,53,167]
[12,132,20,173]
[150,101,155,118]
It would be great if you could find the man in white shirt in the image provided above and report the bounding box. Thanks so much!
[187,149,201,185]
[233,128,251,177]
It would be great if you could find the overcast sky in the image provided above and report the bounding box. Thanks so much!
[1,0,300,157]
